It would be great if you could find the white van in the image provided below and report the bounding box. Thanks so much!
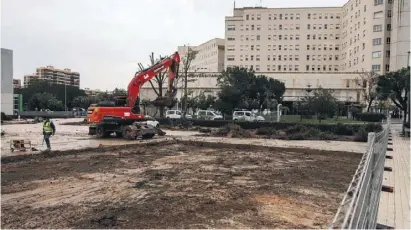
[196,110,223,120]
[233,111,265,122]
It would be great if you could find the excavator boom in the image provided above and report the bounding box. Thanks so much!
[128,52,180,112]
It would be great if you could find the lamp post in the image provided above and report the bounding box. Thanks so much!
[64,81,67,111]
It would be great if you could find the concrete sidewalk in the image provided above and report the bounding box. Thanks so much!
[377,124,410,229]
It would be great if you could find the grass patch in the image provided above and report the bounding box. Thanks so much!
[280,115,369,124]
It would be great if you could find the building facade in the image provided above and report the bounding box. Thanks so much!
[84,88,103,96]
[177,38,226,72]
[1,48,14,115]
[24,66,80,88]
[222,0,409,103]
[13,79,21,89]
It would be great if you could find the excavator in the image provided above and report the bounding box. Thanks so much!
[87,51,180,139]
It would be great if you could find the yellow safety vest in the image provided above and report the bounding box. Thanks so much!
[43,121,53,133]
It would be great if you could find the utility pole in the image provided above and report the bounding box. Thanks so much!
[64,81,67,111]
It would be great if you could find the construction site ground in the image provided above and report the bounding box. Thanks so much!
[2,139,361,229]
[1,118,365,228]
[1,118,367,156]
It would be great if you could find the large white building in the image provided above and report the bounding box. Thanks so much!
[141,0,410,104]
[1,48,14,115]
[177,38,226,72]
[223,0,409,102]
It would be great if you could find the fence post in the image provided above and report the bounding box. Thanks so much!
[367,132,376,149]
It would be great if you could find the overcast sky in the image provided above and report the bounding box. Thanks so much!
[1,0,347,91]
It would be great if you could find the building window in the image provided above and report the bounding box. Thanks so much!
[374,0,383,5]
[296,24,300,30]
[279,14,283,19]
[295,45,299,50]
[308,13,311,19]
[267,65,270,71]
[307,34,310,40]
[296,35,300,40]
[386,37,391,44]
[387,24,392,31]
[257,14,261,20]
[296,13,300,19]
[385,64,390,71]
[373,25,382,32]
[373,38,382,45]
[267,55,271,61]
[306,55,310,60]
[372,51,381,58]
[227,56,235,61]
[295,55,299,60]
[227,25,235,31]
[372,64,381,72]
[387,10,392,17]
[386,50,390,57]
[257,35,260,40]
[227,37,235,41]
[256,65,260,71]
[374,11,384,19]
[307,24,310,29]
[246,15,249,20]
[256,55,260,61]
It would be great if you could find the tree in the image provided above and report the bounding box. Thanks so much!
[356,71,379,112]
[71,96,90,109]
[197,91,216,110]
[214,67,286,114]
[140,99,152,115]
[304,87,338,123]
[138,52,168,117]
[377,67,410,131]
[28,92,64,111]
[22,79,86,109]
[180,46,198,117]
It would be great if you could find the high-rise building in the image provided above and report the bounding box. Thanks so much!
[24,66,80,88]
[13,79,21,89]
[1,48,14,115]
[224,0,410,102]
[178,38,225,72]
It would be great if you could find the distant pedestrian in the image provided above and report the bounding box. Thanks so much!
[43,117,56,150]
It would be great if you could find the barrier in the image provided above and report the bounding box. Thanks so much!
[17,111,75,118]
[330,116,391,229]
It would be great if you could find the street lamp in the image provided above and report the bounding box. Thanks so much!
[64,81,67,111]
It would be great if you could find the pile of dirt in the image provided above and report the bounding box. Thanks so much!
[213,124,253,138]
[61,119,88,126]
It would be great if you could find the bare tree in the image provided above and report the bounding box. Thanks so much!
[179,46,198,117]
[356,71,379,112]
[137,52,167,117]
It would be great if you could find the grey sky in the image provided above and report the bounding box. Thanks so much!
[2,0,347,91]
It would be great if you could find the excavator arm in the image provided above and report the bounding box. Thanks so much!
[127,52,180,113]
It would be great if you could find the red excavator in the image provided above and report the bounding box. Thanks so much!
[87,52,180,139]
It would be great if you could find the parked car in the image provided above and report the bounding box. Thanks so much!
[196,110,224,120]
[145,115,159,127]
[233,111,265,122]
[165,110,192,119]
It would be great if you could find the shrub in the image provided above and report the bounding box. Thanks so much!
[288,133,306,140]
[354,127,369,142]
[365,123,383,133]
[333,123,354,136]
[355,112,386,122]
[213,124,252,138]
[285,125,308,135]
[1,112,12,122]
[256,127,277,136]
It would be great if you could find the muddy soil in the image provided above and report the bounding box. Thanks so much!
[1,140,360,229]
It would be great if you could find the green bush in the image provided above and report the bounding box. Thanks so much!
[256,127,277,136]
[354,127,369,142]
[285,125,308,135]
[288,133,306,140]
[355,112,386,122]
[1,112,12,122]
[333,123,354,136]
[365,123,383,133]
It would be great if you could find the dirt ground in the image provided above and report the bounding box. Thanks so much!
[1,140,360,229]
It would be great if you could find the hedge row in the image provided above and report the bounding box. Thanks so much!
[353,112,386,122]
[158,118,383,135]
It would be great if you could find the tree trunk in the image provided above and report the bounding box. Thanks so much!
[159,106,164,118]
[367,99,374,112]
[183,71,188,118]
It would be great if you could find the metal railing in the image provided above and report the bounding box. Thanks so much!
[330,116,391,229]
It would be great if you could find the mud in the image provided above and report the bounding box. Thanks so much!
[1,140,360,229]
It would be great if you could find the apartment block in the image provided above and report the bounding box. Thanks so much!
[13,78,21,89]
[24,66,80,88]
[177,38,225,72]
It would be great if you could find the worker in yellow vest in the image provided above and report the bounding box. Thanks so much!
[43,117,56,150]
